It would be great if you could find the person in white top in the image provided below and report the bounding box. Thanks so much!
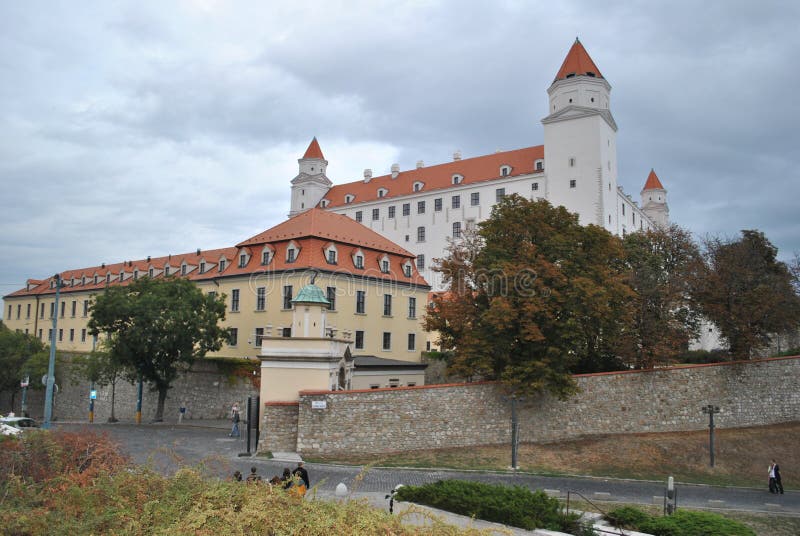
[769,462,777,493]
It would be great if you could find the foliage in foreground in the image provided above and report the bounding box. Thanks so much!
[0,431,488,536]
[606,506,755,536]
[394,479,584,533]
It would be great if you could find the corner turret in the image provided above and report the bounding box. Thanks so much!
[640,169,669,227]
[290,137,332,217]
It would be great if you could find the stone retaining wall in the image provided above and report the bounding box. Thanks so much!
[291,356,800,456]
[261,403,299,452]
[1,359,258,422]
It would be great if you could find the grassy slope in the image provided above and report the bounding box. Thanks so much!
[310,422,800,489]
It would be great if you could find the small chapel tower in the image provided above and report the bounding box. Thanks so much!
[640,169,669,227]
[289,137,332,217]
[542,38,619,231]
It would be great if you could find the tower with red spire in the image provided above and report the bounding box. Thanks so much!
[542,38,619,231]
[640,168,669,227]
[290,137,332,217]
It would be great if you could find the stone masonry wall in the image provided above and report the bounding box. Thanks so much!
[260,403,300,453]
[1,359,258,423]
[294,356,800,456]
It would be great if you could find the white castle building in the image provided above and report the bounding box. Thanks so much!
[289,39,670,291]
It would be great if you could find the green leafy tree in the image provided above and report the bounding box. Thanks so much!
[0,322,49,410]
[693,230,800,359]
[622,225,702,368]
[426,196,633,398]
[87,277,229,421]
[70,345,128,422]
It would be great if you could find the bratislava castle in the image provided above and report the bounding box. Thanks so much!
[290,39,669,291]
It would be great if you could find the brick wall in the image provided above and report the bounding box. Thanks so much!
[260,403,299,452]
[292,356,800,456]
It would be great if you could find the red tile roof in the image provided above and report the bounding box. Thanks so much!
[303,137,325,160]
[5,210,429,298]
[321,145,544,208]
[237,208,414,257]
[642,169,665,191]
[554,38,603,82]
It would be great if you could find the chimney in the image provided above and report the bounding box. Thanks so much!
[363,169,372,183]
[147,256,151,263]
[391,163,400,179]
[416,160,424,169]
[196,248,201,256]
[453,150,462,161]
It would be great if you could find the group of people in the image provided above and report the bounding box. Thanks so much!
[769,459,784,494]
[232,462,310,496]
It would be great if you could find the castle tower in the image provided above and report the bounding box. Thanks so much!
[542,38,619,231]
[289,137,332,217]
[640,169,669,227]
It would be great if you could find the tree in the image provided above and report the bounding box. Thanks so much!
[87,277,229,421]
[622,225,702,368]
[693,230,800,359]
[426,196,634,398]
[71,345,128,422]
[0,322,49,410]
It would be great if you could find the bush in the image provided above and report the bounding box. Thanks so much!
[394,479,583,532]
[676,349,729,364]
[606,507,755,536]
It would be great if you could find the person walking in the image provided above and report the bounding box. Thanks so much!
[769,461,777,493]
[773,459,784,494]
[178,403,186,424]
[229,402,241,437]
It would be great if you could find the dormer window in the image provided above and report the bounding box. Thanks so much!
[239,253,247,268]
[403,262,412,277]
[344,194,355,204]
[377,188,388,198]
[326,245,338,265]
[355,254,364,269]
[500,165,511,177]
[261,249,271,265]
[413,181,424,192]
[119,272,125,282]
[94,275,98,284]
[380,256,390,274]
[199,262,205,274]
[133,270,139,280]
[149,268,154,277]
[181,264,187,275]
[452,174,463,185]
[218,259,226,272]
[81,276,86,285]
[535,159,544,171]
[287,248,296,263]
[106,274,111,283]
[320,199,329,208]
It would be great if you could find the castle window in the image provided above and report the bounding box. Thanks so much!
[228,328,238,346]
[496,188,505,202]
[327,249,337,265]
[355,330,365,349]
[388,206,395,218]
[381,258,390,273]
[256,287,266,311]
[452,195,461,209]
[417,227,425,242]
[413,181,424,192]
[320,199,329,208]
[327,287,336,311]
[231,289,240,312]
[262,250,271,265]
[402,203,410,216]
[355,211,363,222]
[622,204,626,216]
[500,165,511,176]
[372,208,379,221]
[407,333,416,351]
[416,255,425,270]
[570,180,577,188]
[452,174,463,184]
[434,198,442,211]
[382,332,391,351]
[287,248,296,263]
[535,159,544,171]
[354,254,364,269]
[569,157,576,167]
[404,263,412,277]
[470,192,480,206]
[239,253,247,268]
[453,222,462,238]
[283,286,293,310]
[377,188,388,198]
[344,194,354,204]
[532,182,539,191]
[417,201,425,214]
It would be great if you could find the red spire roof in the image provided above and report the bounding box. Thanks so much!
[302,137,325,160]
[642,169,665,191]
[554,38,603,82]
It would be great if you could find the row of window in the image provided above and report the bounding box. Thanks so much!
[33,327,97,344]
[229,326,419,352]
[354,192,483,223]
[9,299,92,321]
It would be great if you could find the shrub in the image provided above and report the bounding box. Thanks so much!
[606,507,755,536]
[394,479,583,532]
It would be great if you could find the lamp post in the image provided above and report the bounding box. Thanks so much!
[43,274,63,429]
[702,404,721,467]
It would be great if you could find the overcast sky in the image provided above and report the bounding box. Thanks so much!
[1,0,799,304]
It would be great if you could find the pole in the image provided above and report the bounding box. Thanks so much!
[135,373,143,424]
[43,274,62,429]
[89,336,96,423]
[709,410,716,468]
[511,396,519,470]
[21,376,29,417]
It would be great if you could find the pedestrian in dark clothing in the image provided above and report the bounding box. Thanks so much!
[232,470,243,482]
[293,461,310,489]
[773,459,784,494]
[281,467,293,489]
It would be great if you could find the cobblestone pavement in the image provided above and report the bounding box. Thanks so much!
[56,421,800,517]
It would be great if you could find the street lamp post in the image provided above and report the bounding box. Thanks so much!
[43,274,63,429]
[702,404,721,467]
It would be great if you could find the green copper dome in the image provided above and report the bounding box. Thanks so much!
[292,284,330,305]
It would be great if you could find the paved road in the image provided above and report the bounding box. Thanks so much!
[56,421,799,517]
